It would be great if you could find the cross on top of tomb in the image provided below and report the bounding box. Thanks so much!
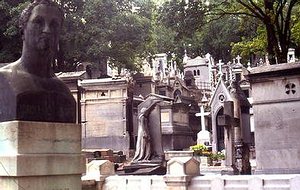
[195,92,210,131]
[236,55,242,65]
[217,60,224,76]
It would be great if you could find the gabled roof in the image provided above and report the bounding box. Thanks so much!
[209,78,233,107]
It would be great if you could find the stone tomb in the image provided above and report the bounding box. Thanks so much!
[79,78,133,156]
[247,62,300,174]
[0,121,83,190]
[160,96,194,150]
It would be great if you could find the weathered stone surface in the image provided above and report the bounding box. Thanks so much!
[247,62,300,174]
[166,157,200,176]
[0,175,81,190]
[85,160,115,178]
[0,121,83,190]
[164,151,194,161]
[0,154,82,176]
[0,121,81,154]
[79,78,132,155]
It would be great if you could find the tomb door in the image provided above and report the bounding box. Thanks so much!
[216,107,225,151]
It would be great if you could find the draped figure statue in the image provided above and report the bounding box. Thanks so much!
[132,96,162,163]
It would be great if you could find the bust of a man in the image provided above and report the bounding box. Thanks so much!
[0,0,76,123]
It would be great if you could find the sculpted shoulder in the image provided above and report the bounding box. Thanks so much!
[0,61,71,95]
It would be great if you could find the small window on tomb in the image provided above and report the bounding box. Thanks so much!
[218,93,225,102]
[97,90,108,97]
[197,70,200,75]
[285,82,296,95]
[193,70,197,76]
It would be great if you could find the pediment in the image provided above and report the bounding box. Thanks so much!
[209,79,233,110]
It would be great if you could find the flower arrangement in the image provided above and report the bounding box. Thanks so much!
[190,144,209,156]
[210,151,225,161]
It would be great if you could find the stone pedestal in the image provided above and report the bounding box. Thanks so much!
[164,157,200,190]
[0,121,83,190]
[197,130,211,145]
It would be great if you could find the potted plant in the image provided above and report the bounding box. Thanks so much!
[190,144,212,166]
[209,151,225,166]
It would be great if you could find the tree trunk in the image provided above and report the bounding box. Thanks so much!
[265,23,278,65]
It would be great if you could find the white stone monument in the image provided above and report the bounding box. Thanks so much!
[0,121,83,190]
[195,94,212,145]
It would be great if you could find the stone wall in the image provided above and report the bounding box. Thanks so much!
[82,156,300,190]
[84,173,300,190]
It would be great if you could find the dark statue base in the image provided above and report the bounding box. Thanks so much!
[117,161,166,175]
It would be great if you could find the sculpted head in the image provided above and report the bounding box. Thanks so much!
[19,0,64,54]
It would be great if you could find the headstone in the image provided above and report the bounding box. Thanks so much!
[84,160,115,179]
[195,99,211,145]
[164,157,200,190]
[166,157,200,176]
[82,160,115,190]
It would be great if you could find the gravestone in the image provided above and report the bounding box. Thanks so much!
[195,99,211,146]
[247,62,300,174]
[0,1,82,189]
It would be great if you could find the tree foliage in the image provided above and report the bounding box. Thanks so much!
[216,0,299,64]
[156,0,206,65]
[1,0,300,72]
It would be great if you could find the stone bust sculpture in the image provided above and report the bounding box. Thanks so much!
[0,0,76,123]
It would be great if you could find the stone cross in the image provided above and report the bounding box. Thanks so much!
[199,104,210,131]
[195,94,211,145]
[195,95,210,131]
[217,60,224,76]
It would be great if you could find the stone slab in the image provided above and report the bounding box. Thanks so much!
[0,154,83,176]
[121,163,166,175]
[167,157,200,176]
[0,121,83,190]
[164,151,194,161]
[0,121,81,154]
[0,175,81,190]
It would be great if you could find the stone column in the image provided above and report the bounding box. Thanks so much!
[211,114,218,152]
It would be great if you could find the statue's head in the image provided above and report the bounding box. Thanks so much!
[19,0,64,53]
